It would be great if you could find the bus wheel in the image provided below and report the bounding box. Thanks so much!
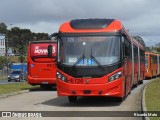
[68,96,77,102]
[151,71,153,79]
[156,70,158,77]
[135,75,138,87]
[128,79,132,94]
[139,80,143,84]
[117,93,126,102]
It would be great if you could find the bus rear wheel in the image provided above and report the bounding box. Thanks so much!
[139,80,143,84]
[68,96,77,102]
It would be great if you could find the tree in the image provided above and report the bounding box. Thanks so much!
[11,27,21,33]
[0,56,11,70]
[154,47,160,53]
[133,36,146,48]
[1,22,50,55]
[0,23,7,34]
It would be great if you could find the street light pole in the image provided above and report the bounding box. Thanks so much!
[5,37,8,74]
[5,23,13,75]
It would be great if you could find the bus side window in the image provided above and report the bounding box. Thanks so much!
[150,58,152,69]
[121,36,125,59]
[124,37,129,57]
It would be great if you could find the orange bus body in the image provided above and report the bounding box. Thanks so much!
[27,41,57,88]
[145,52,160,78]
[53,19,145,102]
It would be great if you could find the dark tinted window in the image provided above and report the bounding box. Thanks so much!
[11,71,22,74]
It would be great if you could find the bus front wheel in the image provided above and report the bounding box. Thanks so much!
[68,96,77,102]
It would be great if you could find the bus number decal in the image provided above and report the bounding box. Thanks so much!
[69,78,83,84]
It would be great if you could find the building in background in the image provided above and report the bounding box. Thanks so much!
[0,33,5,56]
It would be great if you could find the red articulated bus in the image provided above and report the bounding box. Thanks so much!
[145,52,160,78]
[48,19,145,102]
[27,40,57,89]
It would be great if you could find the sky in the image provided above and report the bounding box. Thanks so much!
[0,0,160,46]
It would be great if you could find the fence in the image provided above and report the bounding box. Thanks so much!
[0,63,27,80]
[0,70,12,76]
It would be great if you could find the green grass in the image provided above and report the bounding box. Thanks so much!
[8,56,27,63]
[0,76,7,80]
[145,78,160,120]
[0,83,39,95]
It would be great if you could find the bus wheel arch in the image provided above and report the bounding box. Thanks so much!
[117,79,127,102]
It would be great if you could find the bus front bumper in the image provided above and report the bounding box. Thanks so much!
[57,78,123,97]
[27,76,57,85]
[145,72,152,78]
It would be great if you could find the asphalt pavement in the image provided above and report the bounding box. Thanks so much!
[0,80,152,120]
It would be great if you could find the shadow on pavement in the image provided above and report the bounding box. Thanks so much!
[29,86,57,92]
[41,96,122,107]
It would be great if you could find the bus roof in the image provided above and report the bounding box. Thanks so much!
[59,18,123,33]
[59,18,145,50]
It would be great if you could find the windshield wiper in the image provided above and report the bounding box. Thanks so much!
[71,49,85,71]
[90,48,105,71]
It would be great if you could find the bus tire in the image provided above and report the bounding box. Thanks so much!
[151,71,153,79]
[135,74,138,87]
[117,94,126,102]
[139,80,143,84]
[134,81,138,87]
[156,70,158,77]
[128,78,132,94]
[68,96,77,102]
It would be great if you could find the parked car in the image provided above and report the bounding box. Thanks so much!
[8,71,23,82]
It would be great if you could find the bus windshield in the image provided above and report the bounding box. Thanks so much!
[59,36,120,66]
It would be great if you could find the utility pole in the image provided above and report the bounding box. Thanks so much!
[5,37,8,74]
[5,23,13,75]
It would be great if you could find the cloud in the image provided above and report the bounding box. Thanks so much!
[15,21,60,33]
[0,0,160,46]
[0,0,156,23]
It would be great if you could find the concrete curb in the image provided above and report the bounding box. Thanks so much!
[142,78,157,120]
[142,82,150,120]
[0,90,29,99]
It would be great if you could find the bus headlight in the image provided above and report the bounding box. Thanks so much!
[109,71,122,82]
[57,72,68,82]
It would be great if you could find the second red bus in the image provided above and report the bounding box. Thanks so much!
[27,40,57,89]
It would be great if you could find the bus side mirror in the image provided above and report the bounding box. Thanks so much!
[50,33,58,39]
[48,45,53,58]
